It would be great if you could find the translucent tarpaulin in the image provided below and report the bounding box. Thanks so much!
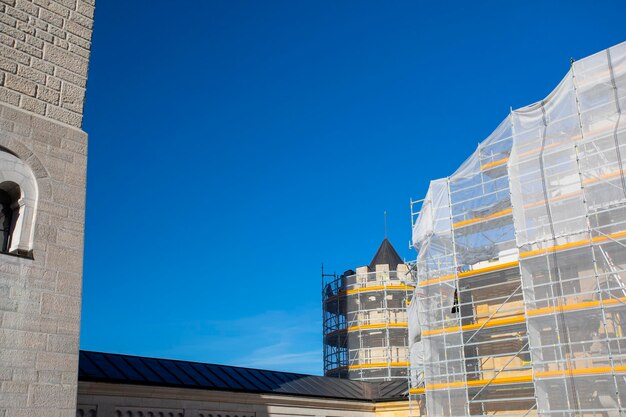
[509,41,626,417]
[410,121,534,416]
[409,40,626,417]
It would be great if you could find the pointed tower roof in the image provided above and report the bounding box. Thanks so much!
[369,238,403,271]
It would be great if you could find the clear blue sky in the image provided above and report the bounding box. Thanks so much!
[80,0,626,374]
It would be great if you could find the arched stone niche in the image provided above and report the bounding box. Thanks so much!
[0,149,38,256]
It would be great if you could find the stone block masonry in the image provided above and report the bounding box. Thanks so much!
[0,101,89,417]
[0,0,94,416]
[0,0,94,128]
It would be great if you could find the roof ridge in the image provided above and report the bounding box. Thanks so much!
[79,350,315,379]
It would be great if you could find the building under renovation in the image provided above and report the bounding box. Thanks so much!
[409,41,626,416]
[323,238,415,382]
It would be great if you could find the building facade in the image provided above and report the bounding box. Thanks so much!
[0,1,94,416]
[323,239,415,382]
[409,41,626,416]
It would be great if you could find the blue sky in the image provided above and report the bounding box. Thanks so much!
[80,0,626,374]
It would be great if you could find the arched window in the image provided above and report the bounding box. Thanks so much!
[0,150,38,256]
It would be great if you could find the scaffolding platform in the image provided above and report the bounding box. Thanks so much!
[323,240,416,382]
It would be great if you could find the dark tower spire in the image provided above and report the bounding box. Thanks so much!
[369,238,403,271]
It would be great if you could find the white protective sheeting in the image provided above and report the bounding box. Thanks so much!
[408,288,425,388]
[509,41,626,417]
[409,40,626,417]
[412,178,451,249]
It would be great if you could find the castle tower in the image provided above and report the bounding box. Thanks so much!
[323,238,415,382]
[0,1,94,415]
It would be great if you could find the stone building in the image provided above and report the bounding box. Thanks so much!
[323,239,414,382]
[0,0,94,416]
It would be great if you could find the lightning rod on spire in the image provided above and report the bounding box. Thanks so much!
[384,210,387,239]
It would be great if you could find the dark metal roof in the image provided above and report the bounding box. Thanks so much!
[369,238,403,271]
[374,379,409,401]
[78,351,407,402]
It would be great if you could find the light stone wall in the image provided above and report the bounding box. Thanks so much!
[374,401,410,417]
[0,101,87,417]
[0,0,94,128]
[0,0,93,416]
[78,382,412,417]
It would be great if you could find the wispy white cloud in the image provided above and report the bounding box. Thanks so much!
[228,309,323,374]
[239,345,320,369]
[162,308,323,375]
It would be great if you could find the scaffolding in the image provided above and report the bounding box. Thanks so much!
[409,41,626,416]
[323,257,415,382]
